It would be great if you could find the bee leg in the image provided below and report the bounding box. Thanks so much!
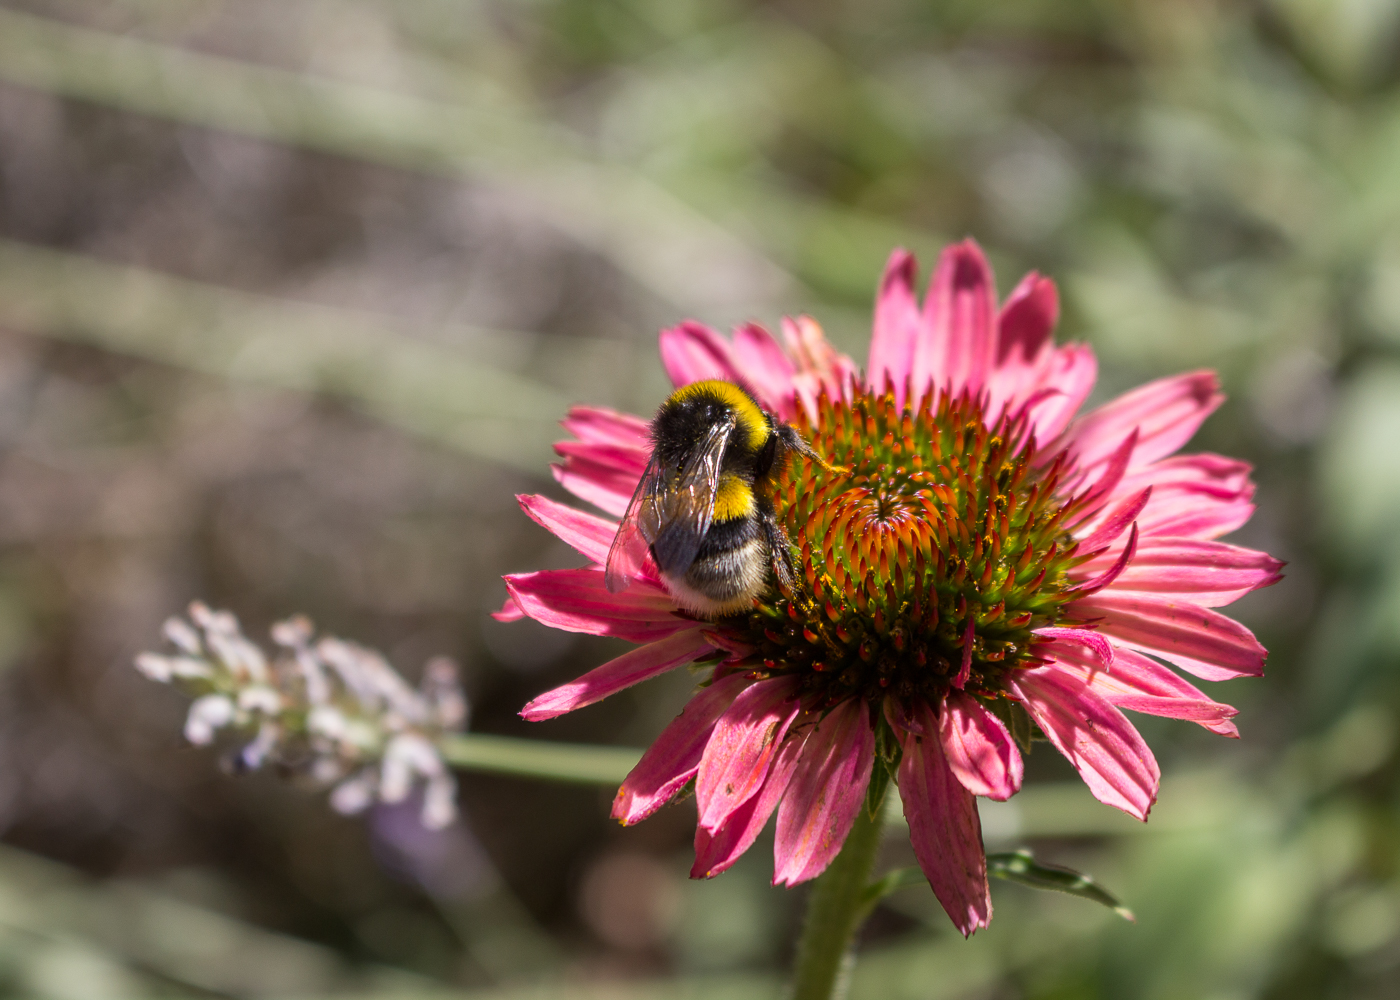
[761,514,802,600]
[776,424,847,475]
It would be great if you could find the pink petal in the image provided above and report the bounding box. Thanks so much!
[784,316,857,416]
[1078,488,1151,553]
[517,494,619,566]
[1049,643,1239,737]
[1138,490,1256,541]
[1078,538,1282,607]
[996,272,1058,368]
[492,595,525,622]
[553,439,650,478]
[1118,453,1253,499]
[986,272,1060,416]
[773,700,876,886]
[551,437,649,518]
[1064,371,1223,473]
[867,248,922,408]
[695,676,802,831]
[1006,665,1160,820]
[692,730,806,879]
[954,618,974,689]
[884,695,928,736]
[1073,591,1267,681]
[1072,430,1138,521]
[552,459,638,519]
[1021,344,1098,443]
[939,692,1023,801]
[912,239,998,402]
[1032,626,1115,668]
[898,701,992,937]
[731,322,799,417]
[520,627,715,721]
[561,405,653,452]
[504,569,686,642]
[1070,523,1139,596]
[613,672,752,825]
[659,320,743,389]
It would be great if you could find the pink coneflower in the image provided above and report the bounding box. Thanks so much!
[498,241,1279,935]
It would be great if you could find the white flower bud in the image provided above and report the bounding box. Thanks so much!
[134,653,174,683]
[162,617,202,655]
[184,695,235,745]
[237,685,282,715]
[329,772,376,815]
[421,772,458,830]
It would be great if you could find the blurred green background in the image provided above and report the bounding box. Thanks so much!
[0,1,1396,997]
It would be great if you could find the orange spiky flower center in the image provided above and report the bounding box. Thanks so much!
[718,385,1091,710]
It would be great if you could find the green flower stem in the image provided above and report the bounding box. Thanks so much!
[437,733,641,784]
[790,806,886,1000]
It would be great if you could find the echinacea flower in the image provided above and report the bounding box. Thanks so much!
[499,241,1279,935]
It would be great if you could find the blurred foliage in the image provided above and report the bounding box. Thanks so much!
[0,0,1398,997]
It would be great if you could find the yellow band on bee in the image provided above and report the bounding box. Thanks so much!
[671,380,769,452]
[711,473,755,521]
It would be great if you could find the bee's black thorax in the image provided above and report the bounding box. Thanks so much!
[652,386,768,480]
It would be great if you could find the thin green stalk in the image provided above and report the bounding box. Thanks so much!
[789,806,886,1000]
[437,733,641,785]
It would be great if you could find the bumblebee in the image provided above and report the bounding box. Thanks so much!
[605,380,835,618]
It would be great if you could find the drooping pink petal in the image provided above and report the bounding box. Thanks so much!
[659,320,744,388]
[897,701,991,937]
[504,569,686,642]
[1078,538,1283,607]
[784,316,858,416]
[939,692,1023,801]
[1006,665,1160,820]
[1048,643,1239,737]
[560,405,653,452]
[867,248,922,408]
[517,494,619,566]
[613,672,752,825]
[1019,344,1098,444]
[1032,626,1115,667]
[1063,371,1223,474]
[884,695,928,736]
[695,676,802,831]
[520,627,715,721]
[493,595,525,622]
[773,700,876,886]
[692,730,806,879]
[1073,591,1267,681]
[912,239,998,402]
[731,322,799,417]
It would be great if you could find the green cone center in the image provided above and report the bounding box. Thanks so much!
[718,386,1088,710]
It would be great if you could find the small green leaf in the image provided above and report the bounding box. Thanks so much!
[858,866,926,916]
[987,849,1134,922]
[865,757,892,820]
[992,699,1035,753]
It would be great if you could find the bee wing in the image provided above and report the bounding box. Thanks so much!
[650,414,736,578]
[604,454,665,594]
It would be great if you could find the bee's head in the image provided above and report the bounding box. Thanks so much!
[654,380,769,466]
